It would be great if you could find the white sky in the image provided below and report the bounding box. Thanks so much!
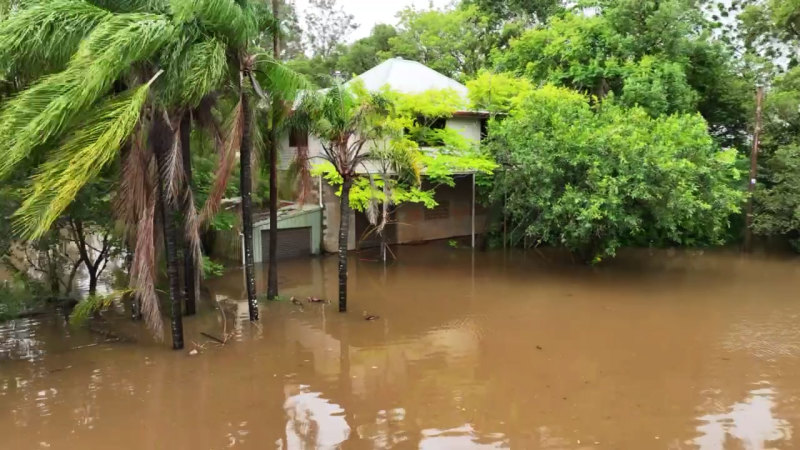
[293,0,454,41]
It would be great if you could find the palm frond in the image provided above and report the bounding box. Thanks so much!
[170,0,253,49]
[0,13,174,180]
[199,98,243,224]
[163,38,228,109]
[13,82,153,239]
[117,122,153,232]
[87,0,169,13]
[130,192,164,339]
[0,0,111,81]
[252,53,311,101]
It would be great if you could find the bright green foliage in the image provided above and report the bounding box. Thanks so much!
[202,257,225,277]
[13,83,153,238]
[387,5,494,80]
[0,12,175,181]
[489,85,743,262]
[466,71,533,112]
[163,38,227,108]
[494,2,751,147]
[619,56,698,116]
[0,0,111,82]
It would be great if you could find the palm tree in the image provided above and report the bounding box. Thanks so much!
[300,81,392,312]
[0,0,301,346]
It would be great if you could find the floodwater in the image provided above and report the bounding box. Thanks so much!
[1,244,799,449]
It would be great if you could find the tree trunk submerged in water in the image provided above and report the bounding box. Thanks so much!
[338,177,353,312]
[267,121,279,299]
[180,112,197,316]
[240,94,259,321]
[267,0,280,300]
[152,112,184,350]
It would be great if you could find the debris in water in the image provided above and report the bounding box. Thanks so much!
[363,311,380,321]
[536,345,543,350]
[307,296,328,304]
[188,349,198,356]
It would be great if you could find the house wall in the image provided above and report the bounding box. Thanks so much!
[446,117,482,142]
[395,176,486,245]
[281,116,486,254]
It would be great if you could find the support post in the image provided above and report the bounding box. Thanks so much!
[471,172,476,249]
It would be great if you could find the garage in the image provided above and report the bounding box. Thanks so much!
[260,227,312,261]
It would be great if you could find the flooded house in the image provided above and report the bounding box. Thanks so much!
[254,57,490,261]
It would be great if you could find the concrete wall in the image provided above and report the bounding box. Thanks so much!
[395,176,486,244]
[321,181,357,253]
[446,117,482,142]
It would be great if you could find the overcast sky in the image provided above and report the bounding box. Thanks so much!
[293,0,454,41]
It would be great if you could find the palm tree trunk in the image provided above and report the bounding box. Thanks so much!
[240,93,259,321]
[152,112,184,350]
[267,119,279,299]
[338,177,353,312]
[267,0,281,300]
[180,112,197,316]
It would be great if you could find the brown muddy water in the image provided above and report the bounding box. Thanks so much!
[1,244,799,449]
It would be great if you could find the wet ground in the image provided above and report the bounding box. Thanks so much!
[1,244,799,449]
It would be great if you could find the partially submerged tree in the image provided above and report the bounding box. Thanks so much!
[487,85,744,262]
[299,81,391,311]
[0,0,301,347]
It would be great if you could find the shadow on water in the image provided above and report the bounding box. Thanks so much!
[1,243,800,449]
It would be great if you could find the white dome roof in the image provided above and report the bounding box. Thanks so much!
[348,57,468,100]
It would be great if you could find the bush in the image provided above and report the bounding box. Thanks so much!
[488,85,744,262]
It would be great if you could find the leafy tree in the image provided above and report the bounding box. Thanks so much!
[303,0,357,57]
[494,1,752,147]
[488,85,743,262]
[337,24,397,77]
[299,80,391,312]
[754,66,800,249]
[387,5,496,81]
[312,86,496,261]
[0,0,300,346]
[466,71,533,113]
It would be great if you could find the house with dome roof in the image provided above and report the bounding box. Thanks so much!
[250,58,490,261]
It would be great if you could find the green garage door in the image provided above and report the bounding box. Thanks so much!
[260,227,312,260]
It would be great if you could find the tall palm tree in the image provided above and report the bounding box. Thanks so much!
[0,0,300,346]
[300,82,392,312]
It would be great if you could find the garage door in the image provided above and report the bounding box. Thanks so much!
[260,227,312,260]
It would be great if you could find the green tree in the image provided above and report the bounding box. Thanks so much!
[754,67,800,249]
[0,0,299,346]
[299,81,392,312]
[488,85,743,262]
[494,1,752,147]
[387,5,496,81]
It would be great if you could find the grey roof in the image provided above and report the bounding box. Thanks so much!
[348,57,469,101]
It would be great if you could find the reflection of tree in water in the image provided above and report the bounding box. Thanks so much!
[283,384,350,449]
[692,383,793,449]
[356,408,410,448]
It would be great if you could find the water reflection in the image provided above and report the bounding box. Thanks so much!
[284,384,350,449]
[1,246,800,449]
[693,383,793,449]
[419,424,509,449]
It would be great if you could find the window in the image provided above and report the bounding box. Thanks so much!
[289,127,308,148]
[424,201,450,221]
